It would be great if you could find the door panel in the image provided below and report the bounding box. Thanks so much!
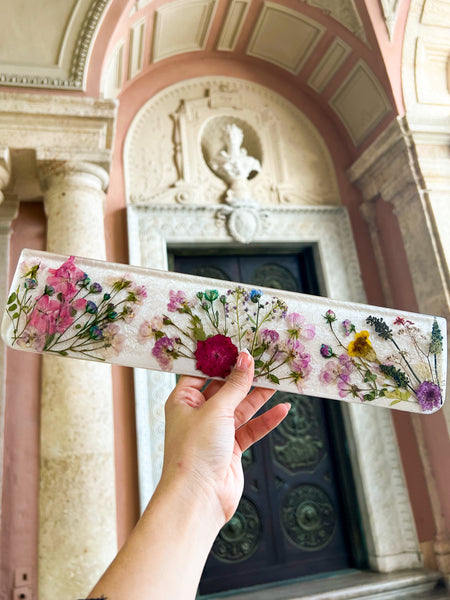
[172,250,357,594]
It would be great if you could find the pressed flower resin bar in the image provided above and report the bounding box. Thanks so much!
[2,249,447,415]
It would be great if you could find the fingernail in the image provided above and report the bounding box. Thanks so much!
[235,349,253,371]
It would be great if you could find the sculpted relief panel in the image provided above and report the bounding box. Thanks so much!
[124,77,340,208]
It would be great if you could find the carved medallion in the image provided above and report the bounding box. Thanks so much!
[270,393,325,472]
[211,496,262,562]
[249,263,298,290]
[281,484,336,550]
[186,265,231,281]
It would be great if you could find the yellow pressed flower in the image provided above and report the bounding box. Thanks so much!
[347,330,375,359]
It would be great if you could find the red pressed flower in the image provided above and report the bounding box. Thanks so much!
[194,334,239,378]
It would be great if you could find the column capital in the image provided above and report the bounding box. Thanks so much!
[38,160,109,193]
[0,146,12,204]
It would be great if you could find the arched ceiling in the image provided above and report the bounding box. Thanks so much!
[0,0,408,149]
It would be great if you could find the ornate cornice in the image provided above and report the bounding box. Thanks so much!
[0,0,110,91]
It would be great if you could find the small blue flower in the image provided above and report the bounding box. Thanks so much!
[25,278,38,289]
[89,325,103,340]
[86,300,98,314]
[250,289,262,303]
[90,282,102,294]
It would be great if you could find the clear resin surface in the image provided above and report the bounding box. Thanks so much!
[2,249,447,414]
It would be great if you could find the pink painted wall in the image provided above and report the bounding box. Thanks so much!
[1,201,46,599]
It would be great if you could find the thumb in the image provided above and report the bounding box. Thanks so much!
[210,351,254,410]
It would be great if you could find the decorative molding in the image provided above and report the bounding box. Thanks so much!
[216,0,251,51]
[303,0,367,42]
[152,0,218,62]
[0,0,110,91]
[128,18,146,80]
[124,77,340,208]
[379,0,401,38]
[127,201,422,571]
[0,92,117,169]
[415,37,450,106]
[246,2,326,75]
[329,60,393,146]
[420,0,450,27]
[307,38,351,94]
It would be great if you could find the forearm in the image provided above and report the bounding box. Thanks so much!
[87,474,224,599]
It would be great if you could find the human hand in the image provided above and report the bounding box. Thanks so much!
[161,350,290,525]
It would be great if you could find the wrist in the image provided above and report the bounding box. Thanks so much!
[156,467,226,533]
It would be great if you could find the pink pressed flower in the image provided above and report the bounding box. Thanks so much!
[152,336,178,369]
[167,290,189,312]
[338,377,351,398]
[194,334,238,378]
[339,353,354,372]
[138,316,164,344]
[291,351,311,373]
[282,338,307,363]
[138,321,152,343]
[259,328,279,345]
[72,298,87,312]
[103,323,125,355]
[28,295,62,335]
[129,284,148,304]
[394,316,414,327]
[17,330,46,352]
[47,256,86,300]
[53,302,75,333]
[320,354,353,387]
[286,312,315,340]
[342,319,355,336]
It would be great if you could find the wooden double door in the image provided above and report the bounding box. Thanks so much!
[172,249,364,595]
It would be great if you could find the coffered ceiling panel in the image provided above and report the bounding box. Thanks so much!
[247,2,325,74]
[329,61,392,146]
[307,38,351,93]
[152,0,218,62]
[216,0,251,51]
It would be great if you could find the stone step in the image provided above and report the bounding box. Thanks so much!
[202,569,448,600]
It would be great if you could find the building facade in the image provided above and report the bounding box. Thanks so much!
[0,0,449,598]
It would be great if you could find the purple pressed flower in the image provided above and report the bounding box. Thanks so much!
[259,328,279,345]
[342,319,355,336]
[167,290,189,312]
[286,312,316,340]
[86,300,98,314]
[320,344,334,358]
[324,309,337,323]
[89,325,103,340]
[24,278,38,289]
[90,282,103,294]
[152,336,178,369]
[416,380,442,412]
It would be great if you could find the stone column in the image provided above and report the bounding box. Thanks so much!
[38,161,117,599]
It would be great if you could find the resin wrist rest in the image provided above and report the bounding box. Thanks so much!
[2,249,447,414]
